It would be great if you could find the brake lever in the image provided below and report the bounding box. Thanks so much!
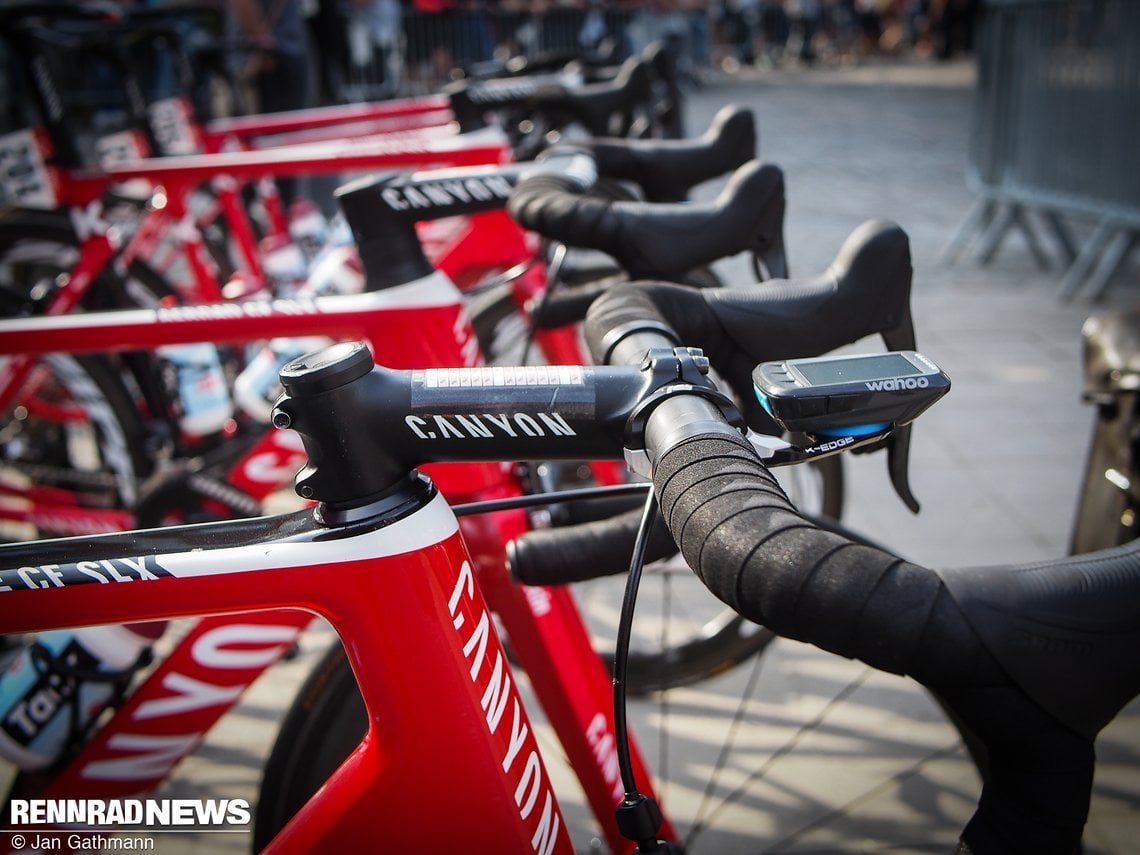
[879,314,922,513]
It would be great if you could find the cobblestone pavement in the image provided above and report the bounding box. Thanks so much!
[8,56,1137,855]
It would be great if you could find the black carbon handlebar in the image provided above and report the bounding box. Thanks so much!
[646,422,1130,855]
[271,342,724,512]
[509,506,677,586]
[506,218,919,585]
[332,105,758,291]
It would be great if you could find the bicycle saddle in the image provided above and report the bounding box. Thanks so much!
[936,543,1140,740]
[1080,305,1140,398]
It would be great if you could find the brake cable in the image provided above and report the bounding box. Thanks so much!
[611,484,681,854]
[517,241,568,367]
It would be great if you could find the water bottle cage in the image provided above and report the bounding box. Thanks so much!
[29,641,153,766]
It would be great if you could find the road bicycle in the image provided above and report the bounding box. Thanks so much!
[0,186,670,855]
[0,9,707,522]
[0,143,819,682]
[0,7,484,297]
[0,0,692,366]
[6,1,673,166]
[0,13,857,798]
[0,142,817,851]
[0,210,963,855]
[580,277,1140,855]
[0,3,691,425]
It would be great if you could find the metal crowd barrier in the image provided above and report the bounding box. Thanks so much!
[944,0,1140,300]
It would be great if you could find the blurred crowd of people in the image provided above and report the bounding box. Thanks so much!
[712,0,979,69]
[228,0,981,114]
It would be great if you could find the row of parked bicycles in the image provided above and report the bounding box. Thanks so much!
[0,2,1137,854]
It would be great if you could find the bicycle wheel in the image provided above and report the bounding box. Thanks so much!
[0,207,175,314]
[1,353,150,538]
[0,209,173,538]
[253,641,363,851]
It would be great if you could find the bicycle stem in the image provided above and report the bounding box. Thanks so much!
[270,341,729,514]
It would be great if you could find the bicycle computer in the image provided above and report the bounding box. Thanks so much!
[752,350,950,436]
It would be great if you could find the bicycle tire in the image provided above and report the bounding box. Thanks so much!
[0,208,179,418]
[0,352,150,538]
[0,208,178,536]
[0,207,175,314]
[253,641,364,851]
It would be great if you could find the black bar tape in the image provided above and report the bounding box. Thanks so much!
[651,431,1097,854]
[583,219,915,430]
[508,506,677,586]
[534,280,612,329]
[652,432,975,680]
[583,281,685,364]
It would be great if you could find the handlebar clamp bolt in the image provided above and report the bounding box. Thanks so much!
[683,347,711,375]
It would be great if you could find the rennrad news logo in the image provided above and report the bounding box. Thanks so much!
[9,798,251,827]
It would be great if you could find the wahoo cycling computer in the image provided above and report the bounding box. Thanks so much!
[752,350,950,436]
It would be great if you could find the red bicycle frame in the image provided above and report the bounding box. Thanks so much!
[200,94,457,153]
[0,211,591,534]
[0,489,633,854]
[42,129,508,298]
[0,131,514,417]
[0,275,672,853]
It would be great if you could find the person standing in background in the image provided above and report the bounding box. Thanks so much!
[307,0,350,104]
[721,0,758,68]
[227,0,314,204]
[228,0,313,115]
